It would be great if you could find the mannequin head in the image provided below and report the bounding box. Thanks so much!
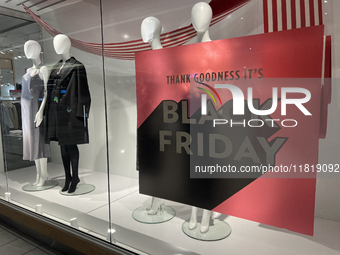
[141,17,162,44]
[53,34,71,55]
[191,2,212,33]
[24,40,41,60]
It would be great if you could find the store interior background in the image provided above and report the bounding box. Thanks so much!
[0,0,339,250]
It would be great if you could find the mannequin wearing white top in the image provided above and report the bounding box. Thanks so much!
[188,2,213,234]
[24,40,50,186]
[141,17,165,215]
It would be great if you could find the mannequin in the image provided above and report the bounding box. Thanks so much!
[141,17,162,50]
[53,34,71,63]
[55,34,78,193]
[141,17,165,215]
[189,2,213,234]
[45,34,91,193]
[22,40,51,187]
[191,2,212,43]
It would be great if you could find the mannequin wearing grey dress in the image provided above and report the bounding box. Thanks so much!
[21,67,51,161]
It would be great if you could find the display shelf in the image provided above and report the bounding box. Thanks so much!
[0,163,138,236]
[182,216,231,241]
[1,163,340,255]
[22,180,58,191]
[92,192,340,255]
[59,184,95,196]
[132,204,176,224]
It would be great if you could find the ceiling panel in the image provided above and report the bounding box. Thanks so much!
[0,14,30,31]
[0,0,82,15]
[0,14,41,57]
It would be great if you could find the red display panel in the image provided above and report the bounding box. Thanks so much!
[136,26,325,235]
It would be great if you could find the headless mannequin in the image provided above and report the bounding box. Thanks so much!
[141,17,165,215]
[189,2,213,234]
[53,34,80,193]
[24,40,49,187]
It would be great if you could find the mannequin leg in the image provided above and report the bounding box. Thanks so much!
[146,197,155,210]
[35,158,48,187]
[60,145,72,192]
[189,207,198,230]
[147,197,165,215]
[67,145,80,193]
[32,161,40,186]
[200,209,212,233]
[33,160,41,186]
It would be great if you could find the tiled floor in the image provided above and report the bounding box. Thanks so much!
[0,221,62,255]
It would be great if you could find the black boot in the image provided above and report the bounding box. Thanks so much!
[60,145,72,192]
[67,145,80,193]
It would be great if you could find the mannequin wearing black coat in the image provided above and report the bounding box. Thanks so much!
[45,56,91,193]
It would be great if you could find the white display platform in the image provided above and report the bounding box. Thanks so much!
[1,163,340,255]
[0,163,139,237]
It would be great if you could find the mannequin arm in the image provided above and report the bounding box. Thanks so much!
[76,64,91,118]
[35,66,49,127]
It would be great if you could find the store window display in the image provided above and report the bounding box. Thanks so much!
[183,2,230,238]
[0,0,339,254]
[141,17,165,216]
[188,2,213,234]
[132,17,176,223]
[44,34,94,194]
[21,40,57,191]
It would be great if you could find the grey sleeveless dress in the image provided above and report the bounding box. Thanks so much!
[21,68,51,161]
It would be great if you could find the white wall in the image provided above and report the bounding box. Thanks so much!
[315,0,340,222]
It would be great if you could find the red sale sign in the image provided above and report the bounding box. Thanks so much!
[136,26,325,235]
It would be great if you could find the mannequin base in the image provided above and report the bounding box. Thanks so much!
[182,217,231,241]
[59,184,95,196]
[132,205,175,224]
[22,180,59,192]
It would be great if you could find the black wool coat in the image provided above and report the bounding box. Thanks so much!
[44,57,91,145]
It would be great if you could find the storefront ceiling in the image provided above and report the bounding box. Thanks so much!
[0,14,32,34]
[0,0,211,55]
[0,14,41,54]
[0,0,82,15]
